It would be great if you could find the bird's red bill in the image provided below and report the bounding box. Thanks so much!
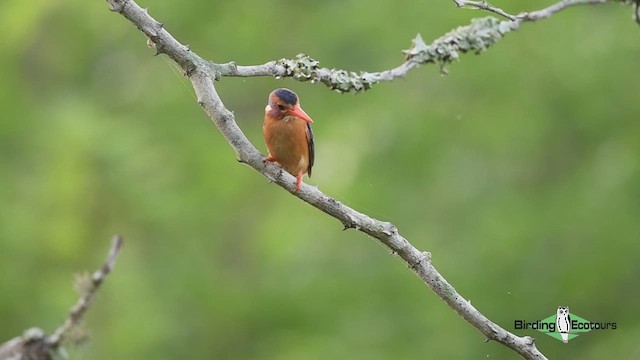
[290,105,313,123]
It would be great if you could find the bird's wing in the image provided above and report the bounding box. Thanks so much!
[306,123,315,177]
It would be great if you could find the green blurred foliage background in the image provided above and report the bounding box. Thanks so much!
[1,0,639,359]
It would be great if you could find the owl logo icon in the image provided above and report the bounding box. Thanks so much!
[556,306,571,343]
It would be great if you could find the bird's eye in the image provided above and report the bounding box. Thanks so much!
[277,104,286,111]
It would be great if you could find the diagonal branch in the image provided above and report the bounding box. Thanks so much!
[102,0,634,357]
[100,0,594,359]
[47,235,124,346]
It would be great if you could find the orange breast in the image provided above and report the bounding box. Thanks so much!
[263,116,310,176]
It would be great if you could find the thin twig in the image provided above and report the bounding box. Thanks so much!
[47,235,124,346]
[453,0,518,20]
[452,0,610,22]
[517,0,608,21]
[0,236,125,360]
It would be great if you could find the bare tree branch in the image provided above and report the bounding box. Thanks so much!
[221,17,516,93]
[0,236,124,360]
[452,0,612,21]
[453,0,518,20]
[101,0,634,358]
[218,0,634,93]
[223,57,420,93]
[47,235,124,346]
[461,0,640,24]
[517,0,608,21]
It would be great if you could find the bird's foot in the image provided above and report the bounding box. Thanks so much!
[294,173,303,192]
[263,155,276,164]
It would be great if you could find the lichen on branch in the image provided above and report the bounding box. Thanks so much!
[276,54,378,92]
[235,17,518,93]
[402,17,517,72]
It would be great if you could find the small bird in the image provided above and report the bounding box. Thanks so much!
[263,88,315,192]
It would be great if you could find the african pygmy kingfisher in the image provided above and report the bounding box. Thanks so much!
[263,88,315,192]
